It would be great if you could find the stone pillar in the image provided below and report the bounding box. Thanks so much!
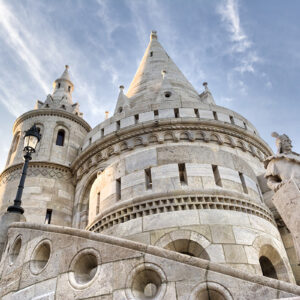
[272,179,300,264]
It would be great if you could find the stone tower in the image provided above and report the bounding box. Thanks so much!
[0,66,91,226]
[0,32,299,300]
[72,31,295,282]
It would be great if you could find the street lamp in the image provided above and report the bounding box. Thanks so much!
[7,125,41,214]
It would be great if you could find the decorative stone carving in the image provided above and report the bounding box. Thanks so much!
[265,132,300,192]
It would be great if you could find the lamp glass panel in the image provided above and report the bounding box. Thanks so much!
[24,135,38,150]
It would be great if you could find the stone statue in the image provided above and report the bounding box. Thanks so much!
[264,132,300,191]
[264,132,300,264]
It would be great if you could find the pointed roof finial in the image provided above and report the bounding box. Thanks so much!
[119,85,124,92]
[203,82,208,91]
[58,65,71,82]
[105,111,109,119]
[150,30,157,41]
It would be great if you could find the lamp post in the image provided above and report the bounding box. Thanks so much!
[7,125,41,214]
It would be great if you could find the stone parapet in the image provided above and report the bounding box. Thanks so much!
[0,223,299,299]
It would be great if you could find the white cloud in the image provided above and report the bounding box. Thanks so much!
[0,1,49,93]
[217,0,250,52]
[217,0,260,74]
[0,0,109,121]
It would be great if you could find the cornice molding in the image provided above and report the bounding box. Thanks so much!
[71,119,273,177]
[13,109,91,132]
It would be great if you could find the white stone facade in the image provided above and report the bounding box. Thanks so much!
[0,32,299,299]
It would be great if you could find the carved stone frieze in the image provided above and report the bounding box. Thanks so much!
[72,122,272,182]
[0,162,72,186]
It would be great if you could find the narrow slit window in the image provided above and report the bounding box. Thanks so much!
[213,111,218,120]
[101,128,104,137]
[257,184,263,202]
[239,172,248,194]
[36,126,42,140]
[89,137,92,145]
[56,129,65,146]
[45,209,52,224]
[145,168,152,190]
[174,108,179,118]
[57,83,61,88]
[135,114,139,124]
[243,121,248,130]
[68,86,71,92]
[96,192,100,215]
[194,109,200,118]
[154,110,159,118]
[230,116,235,125]
[212,165,222,187]
[150,51,153,57]
[178,163,187,185]
[116,120,120,130]
[116,178,121,200]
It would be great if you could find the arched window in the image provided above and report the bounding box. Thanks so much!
[56,129,65,146]
[12,133,20,153]
[36,126,41,137]
[259,256,278,279]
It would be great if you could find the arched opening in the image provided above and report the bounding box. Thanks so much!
[258,244,290,282]
[259,256,277,279]
[74,172,98,229]
[56,129,65,146]
[164,239,210,260]
[197,289,227,300]
[190,282,233,300]
[12,132,20,153]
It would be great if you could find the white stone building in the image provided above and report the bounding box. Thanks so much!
[0,31,299,299]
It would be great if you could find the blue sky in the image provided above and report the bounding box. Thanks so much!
[0,0,299,171]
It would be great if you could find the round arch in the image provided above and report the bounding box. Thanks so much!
[189,281,233,300]
[72,170,98,229]
[253,235,293,282]
[155,229,211,260]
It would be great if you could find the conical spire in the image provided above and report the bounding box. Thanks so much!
[52,65,74,104]
[126,31,200,105]
[114,85,130,114]
[59,64,72,81]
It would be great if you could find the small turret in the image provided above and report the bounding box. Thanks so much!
[114,85,130,114]
[199,82,215,105]
[52,65,74,104]
[35,66,82,116]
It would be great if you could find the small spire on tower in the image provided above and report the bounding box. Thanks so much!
[150,30,157,41]
[105,111,109,119]
[200,82,215,105]
[119,85,124,92]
